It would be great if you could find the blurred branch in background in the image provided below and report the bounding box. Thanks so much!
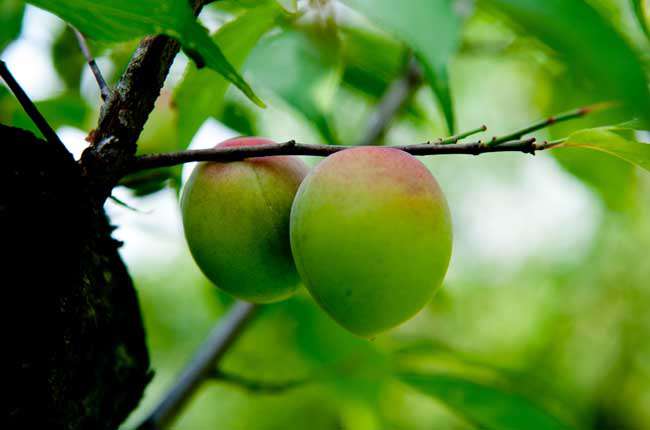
[357,56,423,146]
[210,369,311,394]
[137,301,258,429]
[70,26,111,101]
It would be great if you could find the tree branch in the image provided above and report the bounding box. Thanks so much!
[128,138,556,173]
[71,26,111,101]
[127,102,603,174]
[0,60,66,149]
[137,301,258,430]
[431,124,487,145]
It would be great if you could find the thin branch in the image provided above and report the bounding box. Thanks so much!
[128,138,551,173]
[137,302,258,430]
[431,124,487,145]
[0,60,66,148]
[357,57,423,146]
[210,369,310,394]
[487,102,613,147]
[71,26,111,101]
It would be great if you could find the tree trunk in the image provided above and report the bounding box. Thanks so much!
[3,124,150,429]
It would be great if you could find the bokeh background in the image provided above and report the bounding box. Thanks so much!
[2,1,650,429]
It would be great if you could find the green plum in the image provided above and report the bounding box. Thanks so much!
[181,137,309,303]
[290,147,453,336]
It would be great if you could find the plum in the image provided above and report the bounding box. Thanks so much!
[182,137,309,303]
[290,147,452,336]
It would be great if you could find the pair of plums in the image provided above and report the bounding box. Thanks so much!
[181,137,452,337]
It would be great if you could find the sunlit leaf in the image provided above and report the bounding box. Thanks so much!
[27,0,262,105]
[484,0,650,125]
[247,29,342,144]
[553,147,636,211]
[559,127,650,172]
[341,0,461,133]
[175,5,280,149]
[400,373,575,430]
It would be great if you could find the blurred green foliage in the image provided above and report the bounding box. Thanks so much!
[3,0,650,429]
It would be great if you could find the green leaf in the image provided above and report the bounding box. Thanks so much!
[174,5,280,149]
[220,99,259,136]
[631,0,650,41]
[27,0,262,106]
[560,127,650,172]
[553,147,636,211]
[246,29,342,144]
[0,0,25,51]
[400,373,575,430]
[484,0,650,126]
[340,26,405,99]
[341,0,461,133]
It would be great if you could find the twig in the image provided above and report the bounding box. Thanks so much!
[210,369,310,394]
[487,103,613,147]
[357,57,423,146]
[0,60,65,148]
[71,26,111,101]
[431,124,487,145]
[137,302,258,429]
[128,138,549,173]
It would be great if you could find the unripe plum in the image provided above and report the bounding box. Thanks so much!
[290,147,452,336]
[181,137,309,303]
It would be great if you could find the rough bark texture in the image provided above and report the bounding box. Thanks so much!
[82,34,181,193]
[3,125,150,429]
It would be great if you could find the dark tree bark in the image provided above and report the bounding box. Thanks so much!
[2,125,150,429]
[2,4,219,429]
